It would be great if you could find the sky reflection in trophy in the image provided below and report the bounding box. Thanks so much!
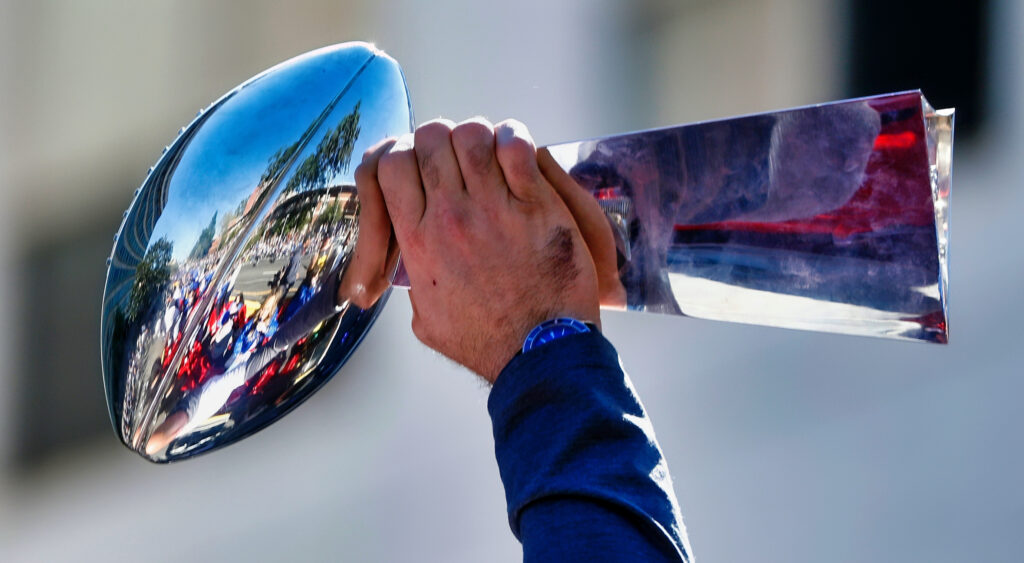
[100,43,952,462]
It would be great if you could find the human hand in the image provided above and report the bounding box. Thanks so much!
[337,139,401,310]
[341,133,626,310]
[364,118,602,382]
[342,118,627,381]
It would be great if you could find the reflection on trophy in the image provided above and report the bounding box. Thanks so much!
[547,96,951,337]
[101,43,953,463]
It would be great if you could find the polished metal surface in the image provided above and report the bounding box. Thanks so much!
[101,43,413,462]
[543,92,952,342]
[103,43,952,462]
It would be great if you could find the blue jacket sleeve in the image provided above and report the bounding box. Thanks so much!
[487,331,692,562]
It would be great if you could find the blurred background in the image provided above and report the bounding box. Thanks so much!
[0,0,1020,561]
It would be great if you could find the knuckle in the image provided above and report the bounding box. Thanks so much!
[496,134,534,159]
[378,148,399,168]
[495,120,536,161]
[496,139,539,183]
[452,121,496,175]
[433,202,469,236]
[417,149,440,189]
[451,119,494,149]
[495,118,534,146]
[377,150,406,181]
[363,137,397,163]
[466,143,494,175]
[354,161,374,184]
[415,120,453,145]
[494,117,524,131]
[386,134,415,158]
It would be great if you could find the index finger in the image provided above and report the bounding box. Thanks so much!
[341,138,399,309]
[377,133,426,241]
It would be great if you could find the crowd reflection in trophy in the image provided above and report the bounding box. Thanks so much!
[126,186,361,457]
[110,103,376,457]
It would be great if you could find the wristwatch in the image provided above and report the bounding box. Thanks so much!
[521,317,598,354]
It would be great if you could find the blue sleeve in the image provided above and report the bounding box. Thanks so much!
[487,331,692,562]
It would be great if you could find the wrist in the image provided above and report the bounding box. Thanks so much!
[480,313,599,385]
[489,324,613,404]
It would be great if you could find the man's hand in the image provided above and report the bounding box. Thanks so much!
[341,117,626,382]
[358,118,602,382]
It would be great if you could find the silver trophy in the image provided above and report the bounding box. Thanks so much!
[101,43,953,462]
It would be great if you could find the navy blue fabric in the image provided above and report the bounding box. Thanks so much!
[488,331,691,562]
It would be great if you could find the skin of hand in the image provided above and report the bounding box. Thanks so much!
[340,117,625,383]
[536,148,627,309]
[337,139,402,310]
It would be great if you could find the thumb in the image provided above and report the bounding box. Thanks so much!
[538,147,627,309]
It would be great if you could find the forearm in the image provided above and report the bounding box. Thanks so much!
[488,331,692,562]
